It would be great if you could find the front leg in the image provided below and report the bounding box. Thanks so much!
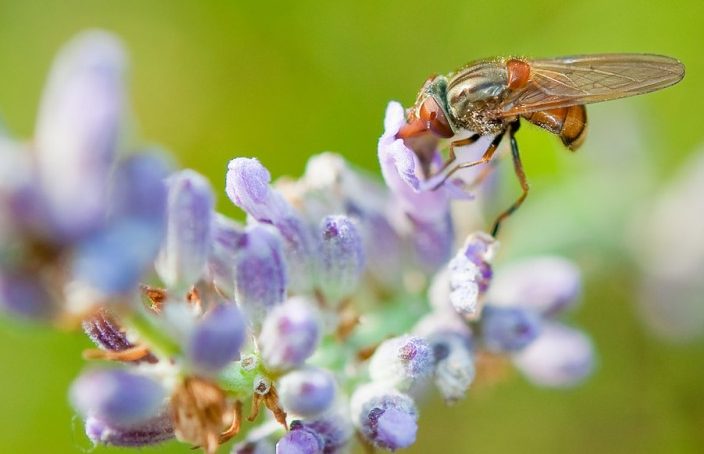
[426,132,504,190]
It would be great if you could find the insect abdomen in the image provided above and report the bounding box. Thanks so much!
[522,105,587,151]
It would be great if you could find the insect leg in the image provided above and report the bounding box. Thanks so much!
[448,134,481,163]
[490,122,529,237]
[465,158,499,191]
[428,132,503,190]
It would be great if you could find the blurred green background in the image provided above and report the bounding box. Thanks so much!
[0,1,703,453]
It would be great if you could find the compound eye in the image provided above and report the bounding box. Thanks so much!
[419,97,454,138]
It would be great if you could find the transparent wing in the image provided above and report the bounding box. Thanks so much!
[494,54,684,117]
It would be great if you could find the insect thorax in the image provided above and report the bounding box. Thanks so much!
[446,60,512,135]
[452,105,509,135]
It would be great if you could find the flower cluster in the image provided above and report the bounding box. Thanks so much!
[0,32,595,453]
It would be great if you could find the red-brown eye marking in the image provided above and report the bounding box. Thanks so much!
[418,97,454,138]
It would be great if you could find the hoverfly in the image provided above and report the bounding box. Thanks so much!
[397,54,685,235]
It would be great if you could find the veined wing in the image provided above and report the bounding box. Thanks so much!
[494,54,684,117]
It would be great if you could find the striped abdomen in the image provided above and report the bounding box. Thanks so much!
[522,105,588,150]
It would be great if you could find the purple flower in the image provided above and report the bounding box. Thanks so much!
[34,30,126,240]
[351,384,418,451]
[279,367,336,418]
[273,215,318,293]
[82,152,170,299]
[233,224,288,325]
[85,411,174,447]
[227,158,317,292]
[301,153,405,290]
[155,170,214,294]
[108,150,171,234]
[413,312,475,403]
[369,335,434,392]
[185,303,247,375]
[258,297,320,371]
[446,232,497,318]
[447,257,481,317]
[317,215,365,304]
[480,305,542,353]
[513,322,595,388]
[207,214,245,297]
[277,401,354,454]
[378,102,453,224]
[430,333,476,403]
[226,157,290,223]
[70,369,166,426]
[488,256,581,317]
[276,423,324,454]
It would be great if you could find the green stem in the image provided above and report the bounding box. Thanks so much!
[122,309,180,359]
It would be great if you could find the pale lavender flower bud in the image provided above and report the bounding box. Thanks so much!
[258,297,320,371]
[227,158,316,292]
[378,102,453,223]
[72,220,161,296]
[460,232,496,292]
[207,215,245,296]
[513,322,595,388]
[447,256,480,317]
[0,269,55,320]
[94,151,171,277]
[317,215,365,303]
[293,410,354,454]
[301,154,402,288]
[185,304,247,375]
[299,152,355,218]
[226,157,290,222]
[413,312,474,402]
[447,232,497,318]
[70,369,166,427]
[351,384,418,451]
[480,305,542,353]
[233,224,287,326]
[369,335,433,391]
[34,31,126,239]
[281,406,354,454]
[488,256,581,317]
[273,214,318,293]
[431,333,476,403]
[109,150,170,229]
[279,367,336,418]
[85,411,174,447]
[276,423,324,454]
[156,170,214,293]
